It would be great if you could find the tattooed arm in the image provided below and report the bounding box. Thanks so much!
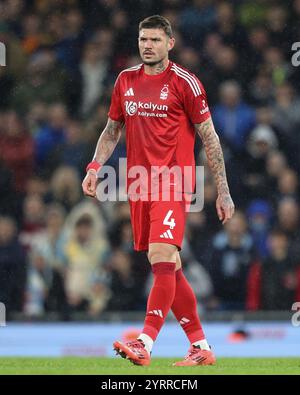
[82,118,123,197]
[92,118,123,165]
[195,117,235,224]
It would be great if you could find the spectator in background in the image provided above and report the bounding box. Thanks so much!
[49,166,82,211]
[265,5,293,50]
[11,49,67,115]
[2,0,25,36]
[106,249,141,312]
[277,168,299,201]
[276,198,300,264]
[28,202,68,316]
[63,208,109,313]
[84,100,111,149]
[24,246,53,316]
[0,216,26,316]
[0,21,27,79]
[248,71,274,106]
[214,1,249,56]
[34,103,68,174]
[176,47,201,75]
[48,119,89,177]
[111,8,137,65]
[53,8,86,73]
[272,83,300,137]
[0,110,34,194]
[266,151,288,180]
[109,218,133,252]
[207,211,257,310]
[291,0,300,36]
[272,83,300,169]
[260,229,300,310]
[108,213,150,292]
[19,193,46,252]
[186,211,215,266]
[25,175,50,201]
[247,199,272,260]
[179,0,216,49]
[32,203,66,273]
[21,13,44,55]
[244,124,278,200]
[262,46,292,86]
[212,80,256,155]
[26,101,48,136]
[211,44,244,88]
[88,274,111,317]
[247,26,270,73]
[0,66,14,111]
[238,0,267,29]
[0,159,18,219]
[265,150,288,204]
[79,30,113,118]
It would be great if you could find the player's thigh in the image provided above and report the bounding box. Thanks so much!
[129,198,151,251]
[148,196,188,252]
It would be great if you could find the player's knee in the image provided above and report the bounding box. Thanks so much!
[148,243,177,264]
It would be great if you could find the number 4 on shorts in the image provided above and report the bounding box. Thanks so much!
[163,210,176,229]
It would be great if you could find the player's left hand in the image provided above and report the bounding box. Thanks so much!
[216,193,235,224]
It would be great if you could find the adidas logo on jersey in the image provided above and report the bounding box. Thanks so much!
[160,229,174,239]
[124,88,134,96]
[148,310,163,318]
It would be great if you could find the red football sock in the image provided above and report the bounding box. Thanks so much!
[142,262,176,341]
[171,268,205,344]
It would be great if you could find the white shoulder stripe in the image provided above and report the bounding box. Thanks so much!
[171,66,199,96]
[171,64,202,96]
[119,64,142,76]
[172,64,202,95]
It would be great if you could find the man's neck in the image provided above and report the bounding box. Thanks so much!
[144,59,169,75]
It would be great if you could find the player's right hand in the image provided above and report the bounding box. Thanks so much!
[216,192,235,225]
[82,170,97,198]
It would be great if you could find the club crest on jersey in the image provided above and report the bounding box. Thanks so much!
[160,84,169,100]
[125,100,138,116]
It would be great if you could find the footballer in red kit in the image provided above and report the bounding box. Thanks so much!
[82,15,234,367]
[108,60,211,251]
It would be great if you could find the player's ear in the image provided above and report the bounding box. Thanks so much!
[168,37,175,52]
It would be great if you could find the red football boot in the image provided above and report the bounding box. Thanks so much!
[173,345,216,366]
[113,339,151,366]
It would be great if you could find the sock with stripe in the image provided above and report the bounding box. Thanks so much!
[141,262,176,344]
[171,268,208,347]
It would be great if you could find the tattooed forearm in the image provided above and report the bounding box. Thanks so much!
[195,118,229,195]
[93,118,123,165]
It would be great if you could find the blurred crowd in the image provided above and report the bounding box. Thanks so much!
[1,0,300,319]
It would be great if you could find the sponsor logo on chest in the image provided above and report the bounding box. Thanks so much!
[125,100,168,118]
[124,84,170,118]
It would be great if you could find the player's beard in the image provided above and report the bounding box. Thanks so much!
[142,57,165,67]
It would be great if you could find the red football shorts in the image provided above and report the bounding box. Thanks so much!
[129,193,191,251]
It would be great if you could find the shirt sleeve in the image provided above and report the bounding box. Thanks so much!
[181,75,211,125]
[108,75,124,122]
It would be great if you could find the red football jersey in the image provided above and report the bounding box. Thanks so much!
[108,60,211,196]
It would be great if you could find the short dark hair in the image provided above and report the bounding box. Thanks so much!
[139,15,173,38]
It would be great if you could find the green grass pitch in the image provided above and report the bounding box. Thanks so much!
[0,357,299,375]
